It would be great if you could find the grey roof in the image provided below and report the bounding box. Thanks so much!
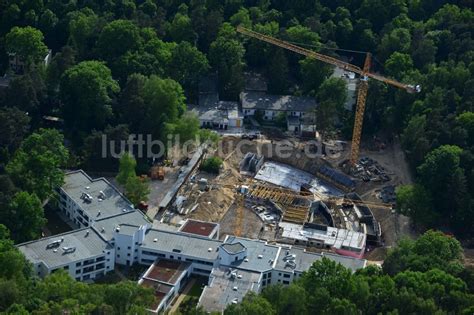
[274,246,366,273]
[241,92,317,112]
[116,224,142,236]
[94,210,150,240]
[223,237,279,272]
[274,246,323,272]
[141,229,222,261]
[62,170,135,220]
[199,108,229,123]
[189,101,241,123]
[17,228,110,269]
[322,252,367,271]
[221,242,246,254]
[199,267,261,313]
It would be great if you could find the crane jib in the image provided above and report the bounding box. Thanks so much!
[235,25,421,167]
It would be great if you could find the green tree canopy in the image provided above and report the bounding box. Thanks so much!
[168,42,209,93]
[316,77,348,133]
[6,129,69,201]
[5,26,48,67]
[96,20,142,62]
[209,23,245,100]
[383,230,463,276]
[60,61,119,135]
[1,192,45,243]
[142,75,186,138]
[116,153,137,186]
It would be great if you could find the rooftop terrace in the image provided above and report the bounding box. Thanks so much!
[143,259,191,285]
[179,219,218,238]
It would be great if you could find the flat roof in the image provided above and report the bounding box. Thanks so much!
[62,170,135,220]
[274,246,366,273]
[143,259,191,285]
[241,92,316,112]
[179,220,218,237]
[322,252,367,271]
[221,242,246,254]
[274,246,323,272]
[279,222,366,250]
[17,228,110,269]
[223,236,279,273]
[199,267,261,313]
[141,229,222,261]
[255,161,344,197]
[93,210,150,240]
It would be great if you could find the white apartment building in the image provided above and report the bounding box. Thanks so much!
[17,170,367,313]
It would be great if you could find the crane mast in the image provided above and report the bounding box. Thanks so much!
[236,26,421,167]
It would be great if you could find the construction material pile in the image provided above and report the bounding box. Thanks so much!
[352,157,391,182]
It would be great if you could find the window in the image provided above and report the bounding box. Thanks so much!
[76,262,81,267]
[117,254,120,258]
[127,246,131,250]
[170,255,174,259]
[283,280,290,285]
[83,266,94,273]
[283,274,290,278]
[127,253,130,257]
[76,270,81,274]
[117,247,120,250]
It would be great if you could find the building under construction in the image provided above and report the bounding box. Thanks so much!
[238,156,382,258]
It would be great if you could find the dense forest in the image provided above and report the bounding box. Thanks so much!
[0,0,473,313]
[0,0,473,238]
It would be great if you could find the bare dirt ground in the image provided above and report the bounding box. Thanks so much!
[325,137,417,248]
[162,135,417,254]
[218,203,264,240]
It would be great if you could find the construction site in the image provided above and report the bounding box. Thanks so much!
[146,134,414,261]
[144,27,419,262]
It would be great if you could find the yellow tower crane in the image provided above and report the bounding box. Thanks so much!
[236,26,421,167]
